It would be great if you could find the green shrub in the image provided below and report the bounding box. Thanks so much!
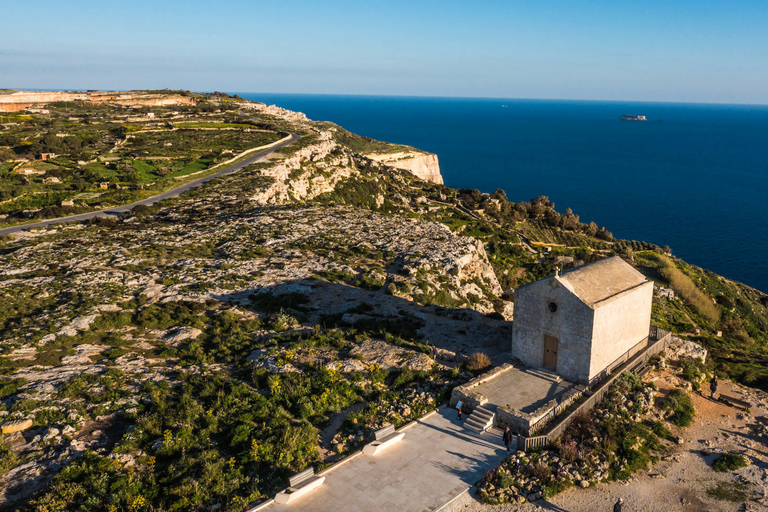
[357,273,385,291]
[712,453,748,472]
[680,357,707,390]
[0,377,26,399]
[662,389,695,427]
[498,472,515,489]
[613,371,642,394]
[651,420,672,440]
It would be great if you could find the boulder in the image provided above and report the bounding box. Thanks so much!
[1,419,33,434]
[164,327,203,347]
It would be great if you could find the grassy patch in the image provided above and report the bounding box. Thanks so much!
[167,158,211,178]
[712,453,748,472]
[707,481,748,502]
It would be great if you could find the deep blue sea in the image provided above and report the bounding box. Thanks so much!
[238,93,768,293]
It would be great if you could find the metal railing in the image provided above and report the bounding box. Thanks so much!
[517,327,672,452]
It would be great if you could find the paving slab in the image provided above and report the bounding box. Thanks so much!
[473,365,576,413]
[264,408,507,512]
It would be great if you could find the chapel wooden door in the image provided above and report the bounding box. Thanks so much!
[543,335,559,371]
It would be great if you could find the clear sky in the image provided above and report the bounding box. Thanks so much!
[3,0,767,104]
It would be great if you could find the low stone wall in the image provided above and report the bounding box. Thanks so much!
[496,387,584,436]
[449,363,515,413]
[450,363,584,434]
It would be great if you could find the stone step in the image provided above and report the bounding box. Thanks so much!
[465,405,495,432]
[524,368,561,382]
[472,409,494,421]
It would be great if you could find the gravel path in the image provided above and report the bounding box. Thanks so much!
[318,402,368,462]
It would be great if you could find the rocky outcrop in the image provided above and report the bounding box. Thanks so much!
[248,103,309,122]
[667,336,708,362]
[366,151,443,185]
[250,132,359,205]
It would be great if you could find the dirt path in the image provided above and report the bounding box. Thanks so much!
[318,401,367,462]
[445,374,768,512]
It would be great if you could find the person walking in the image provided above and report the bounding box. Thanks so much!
[613,497,623,512]
[502,426,514,453]
[456,400,463,420]
[710,375,719,399]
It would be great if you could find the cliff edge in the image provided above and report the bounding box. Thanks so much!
[366,151,443,185]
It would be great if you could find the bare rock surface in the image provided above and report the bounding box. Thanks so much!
[348,339,433,371]
[163,326,203,347]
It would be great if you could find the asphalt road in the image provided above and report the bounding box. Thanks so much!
[0,132,300,236]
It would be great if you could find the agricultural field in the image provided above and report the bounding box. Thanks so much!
[0,93,286,226]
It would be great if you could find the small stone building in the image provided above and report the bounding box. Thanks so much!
[512,256,653,385]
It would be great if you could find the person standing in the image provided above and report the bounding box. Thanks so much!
[456,400,463,420]
[613,497,623,512]
[502,426,514,452]
[710,375,719,399]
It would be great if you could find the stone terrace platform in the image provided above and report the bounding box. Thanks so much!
[261,407,507,512]
[451,363,584,435]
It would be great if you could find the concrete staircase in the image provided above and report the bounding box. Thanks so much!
[465,405,495,432]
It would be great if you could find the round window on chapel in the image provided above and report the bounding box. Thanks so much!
[548,302,558,313]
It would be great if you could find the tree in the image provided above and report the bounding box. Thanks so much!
[491,188,508,202]
[0,147,16,162]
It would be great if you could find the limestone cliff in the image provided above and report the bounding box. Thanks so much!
[0,90,195,112]
[249,131,360,205]
[366,151,444,185]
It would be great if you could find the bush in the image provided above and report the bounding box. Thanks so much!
[651,420,672,440]
[466,352,492,371]
[498,472,515,489]
[531,461,552,481]
[712,453,748,472]
[558,440,578,463]
[613,371,642,394]
[680,357,707,390]
[662,389,695,427]
[269,309,298,332]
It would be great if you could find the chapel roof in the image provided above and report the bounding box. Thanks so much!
[556,256,648,307]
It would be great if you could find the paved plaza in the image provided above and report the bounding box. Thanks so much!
[263,407,508,512]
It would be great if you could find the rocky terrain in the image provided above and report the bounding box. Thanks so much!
[1,91,767,511]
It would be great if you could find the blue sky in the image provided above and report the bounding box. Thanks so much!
[2,0,767,103]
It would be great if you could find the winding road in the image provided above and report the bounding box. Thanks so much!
[0,132,301,236]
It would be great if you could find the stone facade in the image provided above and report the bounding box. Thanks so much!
[511,257,653,385]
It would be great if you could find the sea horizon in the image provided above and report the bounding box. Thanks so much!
[238,92,768,293]
[7,88,768,108]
